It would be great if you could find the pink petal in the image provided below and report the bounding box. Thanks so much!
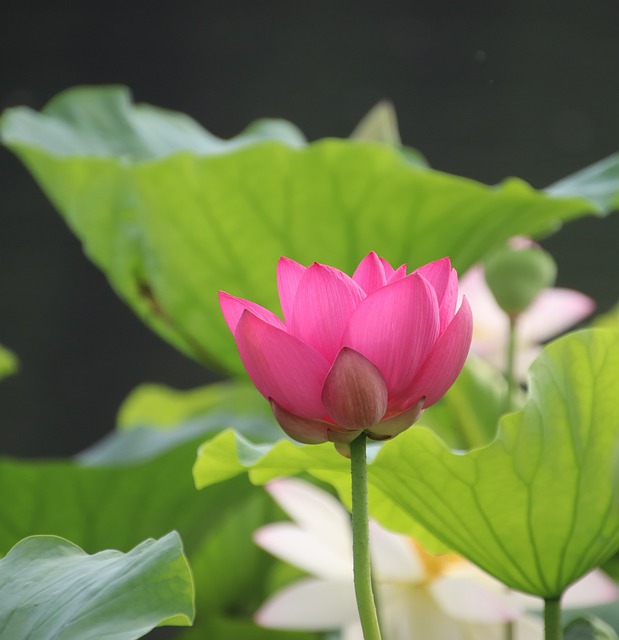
[430,575,523,622]
[519,288,595,344]
[322,348,388,429]
[289,263,365,362]
[352,252,387,295]
[562,569,619,608]
[387,263,407,283]
[235,310,330,417]
[365,399,424,440]
[414,257,452,307]
[406,297,473,408]
[270,400,331,444]
[438,269,459,333]
[219,291,285,334]
[277,257,306,324]
[342,273,440,403]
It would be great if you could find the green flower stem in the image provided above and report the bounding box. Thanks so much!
[505,315,518,413]
[544,597,563,640]
[350,433,382,640]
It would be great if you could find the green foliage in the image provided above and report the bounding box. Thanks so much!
[0,381,315,639]
[0,532,194,639]
[0,86,604,373]
[419,357,506,449]
[565,616,619,640]
[194,330,619,598]
[0,344,18,382]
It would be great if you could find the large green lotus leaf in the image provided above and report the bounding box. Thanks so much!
[0,532,193,639]
[195,330,619,596]
[0,344,18,382]
[193,429,447,553]
[0,86,603,372]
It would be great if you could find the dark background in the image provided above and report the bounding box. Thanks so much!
[2,0,619,457]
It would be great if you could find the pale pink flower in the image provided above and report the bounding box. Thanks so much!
[254,478,618,640]
[219,252,472,446]
[460,265,594,381]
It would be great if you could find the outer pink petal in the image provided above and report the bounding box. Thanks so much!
[322,348,388,429]
[219,291,285,334]
[352,252,387,295]
[414,257,452,307]
[365,399,424,440]
[342,272,440,403]
[235,310,330,417]
[406,297,473,408]
[519,288,595,344]
[438,268,459,333]
[289,263,365,362]
[277,257,306,324]
[270,400,332,443]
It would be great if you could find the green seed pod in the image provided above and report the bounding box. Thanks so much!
[484,245,557,318]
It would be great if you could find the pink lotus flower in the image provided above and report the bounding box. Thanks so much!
[219,252,473,446]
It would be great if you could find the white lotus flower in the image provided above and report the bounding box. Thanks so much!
[254,478,618,640]
[460,265,594,381]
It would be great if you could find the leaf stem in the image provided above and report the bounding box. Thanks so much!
[505,315,518,413]
[350,433,382,640]
[544,597,563,640]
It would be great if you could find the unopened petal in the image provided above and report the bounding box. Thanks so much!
[343,273,440,403]
[277,257,306,324]
[255,577,358,631]
[365,399,424,440]
[407,297,473,408]
[235,310,330,417]
[219,291,285,334]
[289,263,365,362]
[254,522,352,580]
[352,252,388,295]
[270,400,331,444]
[387,262,407,283]
[322,348,388,429]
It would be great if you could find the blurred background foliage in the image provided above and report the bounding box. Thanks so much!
[1,0,619,457]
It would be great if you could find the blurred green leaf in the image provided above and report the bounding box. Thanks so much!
[0,532,194,639]
[117,381,270,431]
[1,86,603,372]
[350,100,428,168]
[565,616,619,639]
[0,380,311,637]
[420,356,506,449]
[546,153,619,212]
[0,345,18,382]
[195,330,619,596]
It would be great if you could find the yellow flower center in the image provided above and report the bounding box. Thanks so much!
[409,539,464,582]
